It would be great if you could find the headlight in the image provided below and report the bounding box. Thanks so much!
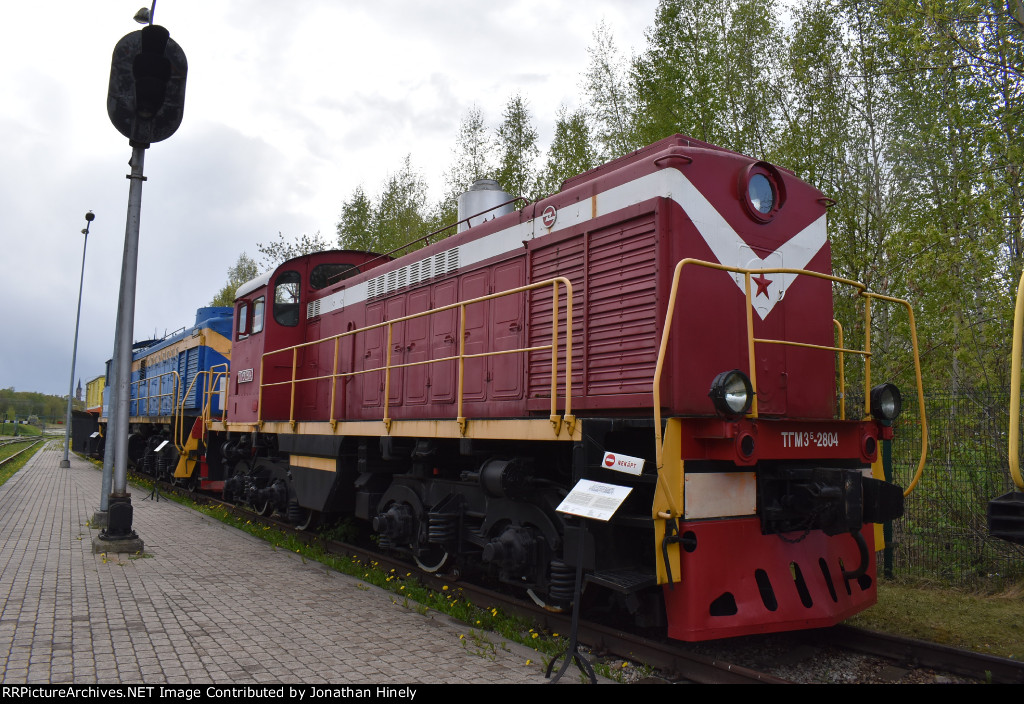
[748,173,775,214]
[740,162,786,222]
[870,383,902,423]
[709,370,755,416]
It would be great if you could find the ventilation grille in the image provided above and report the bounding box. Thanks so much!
[368,247,460,299]
[306,299,322,319]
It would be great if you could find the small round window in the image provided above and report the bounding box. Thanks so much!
[740,163,786,222]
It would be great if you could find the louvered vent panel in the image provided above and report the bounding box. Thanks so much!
[368,246,461,299]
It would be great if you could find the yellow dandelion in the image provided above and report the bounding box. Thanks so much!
[459,634,465,640]
[526,659,532,666]
[442,585,449,591]
[621,662,628,668]
[531,633,539,639]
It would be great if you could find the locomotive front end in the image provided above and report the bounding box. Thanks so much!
[642,140,926,640]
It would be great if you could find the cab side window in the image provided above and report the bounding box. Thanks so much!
[237,302,249,340]
[252,296,265,333]
[311,263,358,290]
[274,271,301,327]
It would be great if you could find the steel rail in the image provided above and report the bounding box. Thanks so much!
[0,439,45,468]
[805,625,1024,684]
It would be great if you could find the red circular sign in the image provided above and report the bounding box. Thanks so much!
[604,454,616,467]
[541,205,557,229]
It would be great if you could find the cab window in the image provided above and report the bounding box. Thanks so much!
[236,303,249,340]
[274,271,301,326]
[252,297,265,333]
[311,263,359,290]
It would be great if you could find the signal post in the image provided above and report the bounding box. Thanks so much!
[93,7,187,554]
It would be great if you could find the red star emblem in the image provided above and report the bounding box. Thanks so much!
[753,273,773,299]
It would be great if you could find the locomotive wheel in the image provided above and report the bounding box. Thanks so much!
[414,548,449,574]
[295,509,318,532]
[527,589,561,611]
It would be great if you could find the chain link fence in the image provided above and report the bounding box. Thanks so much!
[887,393,1024,587]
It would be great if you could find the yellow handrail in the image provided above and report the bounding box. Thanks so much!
[257,277,574,435]
[652,259,927,497]
[177,373,201,451]
[1008,271,1024,490]
[175,364,229,452]
[204,364,229,426]
[130,370,180,421]
[834,319,846,420]
[861,292,927,496]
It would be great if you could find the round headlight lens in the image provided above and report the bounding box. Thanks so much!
[870,383,902,422]
[748,174,775,214]
[709,370,755,416]
[740,163,786,222]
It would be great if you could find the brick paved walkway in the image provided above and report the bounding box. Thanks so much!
[0,444,589,684]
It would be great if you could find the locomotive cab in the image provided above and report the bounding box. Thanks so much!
[228,250,390,424]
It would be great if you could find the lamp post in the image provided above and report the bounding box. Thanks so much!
[60,211,95,469]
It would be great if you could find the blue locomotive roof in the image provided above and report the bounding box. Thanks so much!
[132,307,233,360]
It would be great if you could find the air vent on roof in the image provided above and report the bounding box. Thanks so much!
[367,246,460,299]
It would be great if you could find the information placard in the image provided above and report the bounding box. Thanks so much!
[555,479,632,522]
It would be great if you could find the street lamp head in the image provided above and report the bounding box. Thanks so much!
[85,211,95,222]
[134,6,153,25]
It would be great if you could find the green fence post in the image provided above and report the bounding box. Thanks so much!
[882,436,894,578]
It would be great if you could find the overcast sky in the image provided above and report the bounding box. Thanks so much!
[0,0,659,398]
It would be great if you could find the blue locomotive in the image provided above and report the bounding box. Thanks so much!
[99,306,232,486]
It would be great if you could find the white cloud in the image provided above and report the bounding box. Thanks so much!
[0,0,657,396]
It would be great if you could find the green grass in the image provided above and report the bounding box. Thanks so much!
[0,438,46,485]
[848,577,1024,660]
[0,423,41,437]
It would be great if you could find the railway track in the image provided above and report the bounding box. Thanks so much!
[152,478,1023,684]
[0,438,45,468]
[801,625,1024,684]
[0,436,40,448]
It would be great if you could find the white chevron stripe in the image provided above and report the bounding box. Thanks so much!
[311,168,828,321]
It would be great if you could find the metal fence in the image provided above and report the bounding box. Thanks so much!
[888,393,1024,587]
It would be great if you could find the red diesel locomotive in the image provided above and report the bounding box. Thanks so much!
[181,135,925,641]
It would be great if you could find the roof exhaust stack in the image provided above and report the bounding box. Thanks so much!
[457,179,514,233]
